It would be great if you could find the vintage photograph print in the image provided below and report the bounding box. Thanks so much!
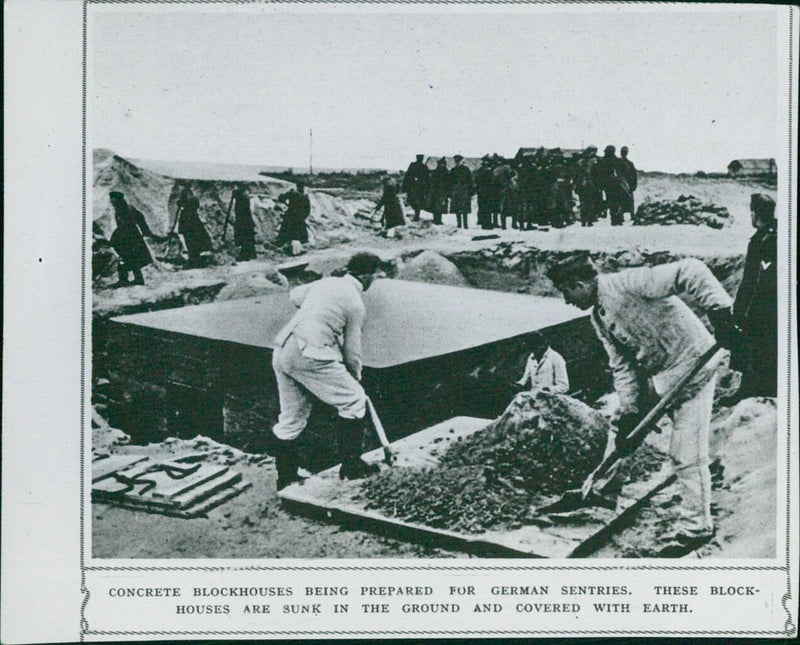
[90,3,786,566]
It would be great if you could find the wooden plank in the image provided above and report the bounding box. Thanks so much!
[148,465,229,499]
[170,471,242,509]
[183,481,252,517]
[279,415,674,558]
[92,455,151,483]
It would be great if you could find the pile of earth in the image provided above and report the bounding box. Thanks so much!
[633,194,732,229]
[92,149,377,275]
[396,250,469,286]
[360,391,666,534]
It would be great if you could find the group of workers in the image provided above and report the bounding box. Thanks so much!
[269,193,777,556]
[378,146,637,231]
[104,181,311,287]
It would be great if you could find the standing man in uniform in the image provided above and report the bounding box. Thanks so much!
[449,154,474,229]
[277,181,311,247]
[229,184,257,261]
[546,255,738,551]
[597,145,630,226]
[428,157,450,225]
[108,190,154,287]
[618,146,638,221]
[730,193,778,399]
[270,253,385,490]
[402,154,430,221]
[173,184,213,268]
[575,146,600,227]
[474,155,495,229]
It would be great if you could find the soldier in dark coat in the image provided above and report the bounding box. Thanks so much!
[428,157,450,225]
[575,146,601,226]
[230,185,257,261]
[174,185,213,267]
[730,193,778,399]
[474,156,495,229]
[596,145,631,226]
[449,155,473,229]
[492,156,515,229]
[109,191,153,287]
[373,177,406,230]
[277,181,311,245]
[402,154,430,221]
[618,146,638,219]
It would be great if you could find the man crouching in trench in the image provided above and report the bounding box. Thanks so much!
[271,252,385,491]
[546,255,739,551]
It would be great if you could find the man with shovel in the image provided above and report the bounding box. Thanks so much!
[546,255,739,551]
[270,252,385,490]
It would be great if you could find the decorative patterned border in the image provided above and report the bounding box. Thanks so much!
[80,0,797,639]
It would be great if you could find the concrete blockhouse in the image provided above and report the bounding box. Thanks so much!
[103,279,608,471]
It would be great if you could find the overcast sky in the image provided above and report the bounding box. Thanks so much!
[92,6,778,173]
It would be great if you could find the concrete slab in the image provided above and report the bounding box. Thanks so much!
[279,416,675,558]
[111,279,585,368]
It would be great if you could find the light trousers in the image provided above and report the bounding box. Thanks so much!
[271,334,367,441]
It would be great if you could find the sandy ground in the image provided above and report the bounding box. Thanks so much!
[92,168,779,559]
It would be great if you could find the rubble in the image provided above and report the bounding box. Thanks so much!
[396,251,469,286]
[361,392,666,533]
[633,195,732,229]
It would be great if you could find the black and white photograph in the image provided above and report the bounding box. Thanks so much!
[3,0,798,641]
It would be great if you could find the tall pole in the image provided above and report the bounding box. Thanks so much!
[309,128,313,175]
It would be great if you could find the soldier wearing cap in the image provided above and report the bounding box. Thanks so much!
[277,181,311,247]
[229,184,257,261]
[108,190,153,287]
[428,157,450,225]
[575,146,601,227]
[402,154,431,221]
[474,155,495,229]
[546,254,738,551]
[596,145,632,226]
[173,184,213,267]
[729,193,778,400]
[618,146,638,220]
[449,154,474,229]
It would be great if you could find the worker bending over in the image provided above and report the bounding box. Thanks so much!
[516,332,569,394]
[546,255,738,550]
[271,252,384,490]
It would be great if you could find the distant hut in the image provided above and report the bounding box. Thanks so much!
[727,158,777,178]
[515,147,583,162]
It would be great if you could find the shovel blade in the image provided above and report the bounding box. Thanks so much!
[537,489,616,515]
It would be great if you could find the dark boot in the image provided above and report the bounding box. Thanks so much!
[110,266,130,289]
[131,268,145,285]
[274,438,302,491]
[338,415,379,480]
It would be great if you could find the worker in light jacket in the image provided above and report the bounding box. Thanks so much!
[516,332,570,394]
[546,255,738,551]
[270,252,385,490]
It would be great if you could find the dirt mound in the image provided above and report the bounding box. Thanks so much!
[214,269,289,301]
[633,194,732,229]
[92,150,378,267]
[361,392,665,533]
[397,250,469,286]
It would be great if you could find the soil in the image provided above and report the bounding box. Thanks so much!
[91,152,779,559]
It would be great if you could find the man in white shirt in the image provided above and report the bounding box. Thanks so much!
[516,332,570,394]
[546,255,738,550]
[271,252,384,490]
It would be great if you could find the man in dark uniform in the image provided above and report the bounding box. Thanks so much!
[402,154,430,221]
[449,154,473,229]
[174,184,213,267]
[597,145,630,226]
[428,157,450,225]
[229,184,257,261]
[277,181,311,246]
[575,146,601,226]
[618,146,638,220]
[109,191,153,287]
[492,155,515,229]
[730,193,778,399]
[474,155,495,229]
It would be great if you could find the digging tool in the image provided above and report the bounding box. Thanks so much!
[538,342,723,515]
[366,397,396,466]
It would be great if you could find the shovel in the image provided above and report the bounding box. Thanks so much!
[538,343,723,515]
[366,397,396,466]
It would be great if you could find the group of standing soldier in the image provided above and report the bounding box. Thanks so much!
[394,145,637,230]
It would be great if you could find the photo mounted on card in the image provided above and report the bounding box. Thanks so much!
[80,0,796,639]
